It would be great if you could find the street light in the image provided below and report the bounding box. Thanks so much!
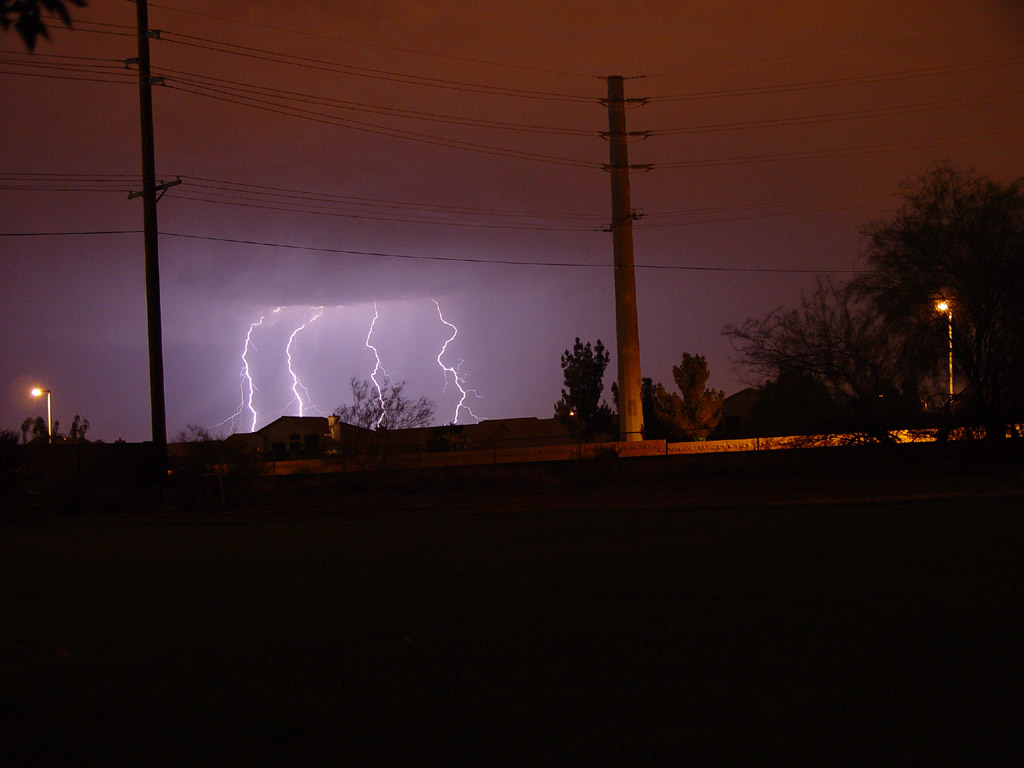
[30,386,52,443]
[935,300,953,410]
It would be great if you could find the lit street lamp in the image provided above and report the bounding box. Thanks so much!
[935,300,953,410]
[30,386,52,443]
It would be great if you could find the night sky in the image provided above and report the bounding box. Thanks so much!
[2,0,1023,442]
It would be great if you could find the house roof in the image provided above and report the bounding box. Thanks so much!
[256,416,330,435]
[385,417,572,447]
[461,417,571,443]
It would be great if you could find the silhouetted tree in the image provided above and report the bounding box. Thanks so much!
[1,428,28,517]
[554,338,614,440]
[335,377,434,432]
[427,423,466,452]
[20,415,55,443]
[672,353,725,440]
[636,378,681,441]
[751,368,842,437]
[68,414,89,441]
[173,424,226,468]
[637,355,724,441]
[857,163,1024,438]
[725,279,918,442]
[2,0,86,50]
[334,378,435,469]
[169,424,234,510]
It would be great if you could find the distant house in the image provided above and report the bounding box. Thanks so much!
[710,388,761,439]
[218,415,577,461]
[223,416,332,458]
[459,417,575,449]
[385,417,575,452]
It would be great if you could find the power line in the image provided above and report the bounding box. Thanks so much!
[50,16,600,100]
[157,231,865,273]
[52,21,136,39]
[642,21,1011,80]
[157,66,597,136]
[0,173,895,230]
[647,55,1024,103]
[0,230,142,236]
[0,172,141,178]
[648,91,1023,136]
[179,176,601,220]
[158,30,599,103]
[143,0,600,81]
[636,194,894,229]
[16,30,1016,176]
[0,172,603,220]
[161,79,603,169]
[13,53,1017,172]
[652,130,1024,170]
[71,19,137,32]
[167,192,605,232]
[0,63,136,86]
[0,50,129,64]
[4,55,601,165]
[0,172,155,194]
[0,183,138,192]
[643,191,891,218]
[635,202,884,229]
[0,172,895,229]
[0,228,865,273]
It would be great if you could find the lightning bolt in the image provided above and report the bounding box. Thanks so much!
[213,313,267,433]
[241,314,267,431]
[365,302,389,428]
[433,298,482,424]
[286,306,323,417]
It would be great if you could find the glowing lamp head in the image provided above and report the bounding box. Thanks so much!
[31,387,44,397]
[936,300,949,313]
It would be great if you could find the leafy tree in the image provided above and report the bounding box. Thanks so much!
[639,378,683,441]
[671,353,725,440]
[68,414,89,441]
[725,279,919,442]
[1,0,86,50]
[857,163,1024,438]
[20,415,56,443]
[19,414,89,443]
[554,338,614,440]
[637,355,724,441]
[20,417,38,443]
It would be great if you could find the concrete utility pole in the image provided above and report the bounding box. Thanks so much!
[134,0,168,480]
[606,75,643,441]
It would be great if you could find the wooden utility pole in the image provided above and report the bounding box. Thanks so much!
[134,0,167,480]
[606,75,643,441]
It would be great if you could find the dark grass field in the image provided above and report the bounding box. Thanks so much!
[3,450,1023,765]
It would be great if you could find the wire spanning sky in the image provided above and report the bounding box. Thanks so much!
[2,0,1023,441]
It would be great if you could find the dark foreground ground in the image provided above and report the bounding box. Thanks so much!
[2,449,1023,765]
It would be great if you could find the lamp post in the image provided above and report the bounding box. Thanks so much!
[935,300,953,410]
[30,387,52,443]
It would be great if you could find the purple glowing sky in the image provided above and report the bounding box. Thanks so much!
[2,0,1023,441]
